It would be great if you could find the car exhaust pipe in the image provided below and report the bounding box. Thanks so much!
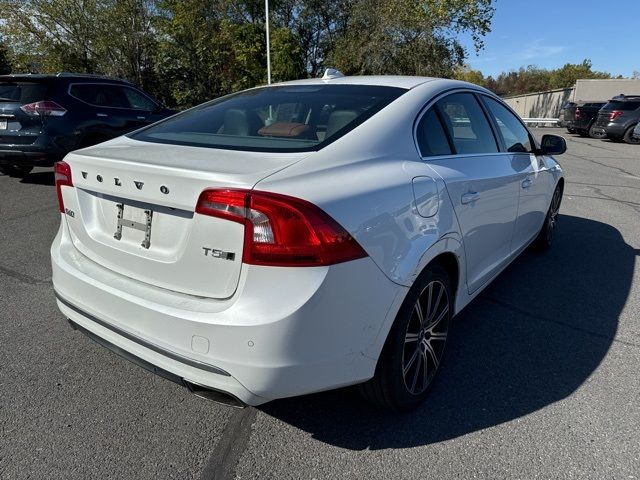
[183,380,246,408]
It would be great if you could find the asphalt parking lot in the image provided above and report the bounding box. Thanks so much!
[1,128,639,479]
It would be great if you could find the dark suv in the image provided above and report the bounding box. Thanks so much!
[592,95,640,144]
[0,73,176,177]
[571,101,607,138]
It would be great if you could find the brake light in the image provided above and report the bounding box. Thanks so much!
[195,189,367,267]
[54,161,73,213]
[21,101,67,117]
[574,107,581,119]
[609,110,624,121]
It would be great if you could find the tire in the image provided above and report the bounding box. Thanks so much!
[359,264,452,410]
[589,124,606,139]
[567,128,576,134]
[0,164,34,178]
[578,129,589,137]
[623,125,640,145]
[533,183,563,251]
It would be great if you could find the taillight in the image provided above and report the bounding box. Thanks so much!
[609,110,624,121]
[574,107,581,119]
[54,161,73,213]
[195,189,367,267]
[21,101,67,117]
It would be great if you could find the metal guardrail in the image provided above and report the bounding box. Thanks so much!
[522,118,559,126]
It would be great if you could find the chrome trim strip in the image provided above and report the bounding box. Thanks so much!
[54,291,231,377]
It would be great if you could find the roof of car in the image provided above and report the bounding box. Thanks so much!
[275,75,439,90]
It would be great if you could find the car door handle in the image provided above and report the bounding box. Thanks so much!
[137,116,146,120]
[96,113,108,118]
[461,192,480,204]
[522,178,533,189]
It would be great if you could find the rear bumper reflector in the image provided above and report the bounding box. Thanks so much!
[54,291,231,377]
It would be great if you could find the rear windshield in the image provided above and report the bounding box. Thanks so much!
[0,82,49,103]
[131,84,406,152]
[602,100,640,111]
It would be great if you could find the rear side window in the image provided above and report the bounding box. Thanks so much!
[0,82,48,103]
[436,93,498,155]
[602,100,640,111]
[482,96,532,153]
[131,84,405,152]
[70,84,128,108]
[416,108,452,156]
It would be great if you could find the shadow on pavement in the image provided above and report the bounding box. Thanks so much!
[261,214,636,449]
[20,170,55,186]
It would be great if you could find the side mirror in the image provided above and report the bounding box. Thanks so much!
[539,134,567,155]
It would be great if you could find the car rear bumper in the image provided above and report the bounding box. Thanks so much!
[0,133,72,166]
[51,219,406,405]
[591,123,627,139]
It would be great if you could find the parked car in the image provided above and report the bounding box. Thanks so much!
[0,73,176,177]
[560,101,578,132]
[571,101,607,138]
[591,95,640,144]
[51,75,566,410]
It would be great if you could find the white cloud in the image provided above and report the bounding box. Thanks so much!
[517,40,568,61]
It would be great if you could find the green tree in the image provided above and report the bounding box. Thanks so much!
[452,65,485,85]
[0,0,159,92]
[549,59,610,89]
[327,0,494,77]
[0,41,11,74]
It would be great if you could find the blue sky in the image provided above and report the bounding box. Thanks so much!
[461,0,640,78]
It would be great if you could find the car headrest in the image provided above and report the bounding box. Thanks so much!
[325,109,359,139]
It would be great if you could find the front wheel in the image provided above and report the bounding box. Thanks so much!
[533,184,563,250]
[0,164,34,178]
[359,265,452,410]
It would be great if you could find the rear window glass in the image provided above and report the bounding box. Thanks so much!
[131,85,405,152]
[0,82,48,103]
[603,100,640,111]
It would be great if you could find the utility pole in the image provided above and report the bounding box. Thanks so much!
[265,0,271,84]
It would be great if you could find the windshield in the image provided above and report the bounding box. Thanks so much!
[0,82,49,103]
[131,84,406,152]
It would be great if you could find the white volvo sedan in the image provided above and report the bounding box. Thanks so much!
[51,75,565,410]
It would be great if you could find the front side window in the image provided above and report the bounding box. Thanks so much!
[482,96,532,153]
[436,93,498,155]
[131,85,405,152]
[122,87,157,111]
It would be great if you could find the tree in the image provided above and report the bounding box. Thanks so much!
[0,41,11,74]
[327,0,494,77]
[549,59,610,89]
[452,65,485,85]
[0,0,159,92]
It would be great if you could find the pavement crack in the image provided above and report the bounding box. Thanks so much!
[0,265,51,286]
[564,152,640,180]
[482,296,640,349]
[200,407,257,480]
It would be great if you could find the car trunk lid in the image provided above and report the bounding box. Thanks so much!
[62,136,309,299]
